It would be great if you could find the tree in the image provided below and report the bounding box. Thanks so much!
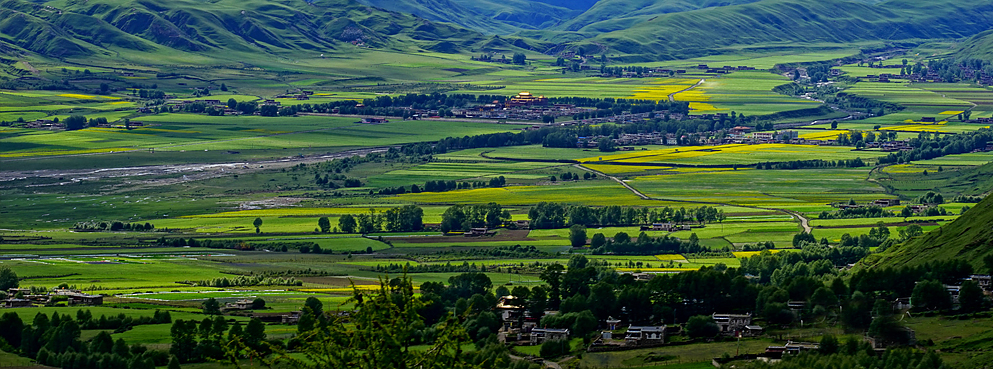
[958,280,985,313]
[0,312,24,348]
[203,298,221,315]
[899,224,923,240]
[64,115,87,131]
[820,334,839,355]
[252,298,266,309]
[912,280,952,311]
[540,264,565,309]
[220,83,228,92]
[227,98,237,109]
[528,286,547,321]
[590,233,606,248]
[512,53,527,65]
[567,254,588,270]
[0,266,18,290]
[598,139,617,152]
[253,217,263,233]
[338,215,357,234]
[587,282,616,321]
[237,101,256,114]
[568,224,587,247]
[318,217,331,233]
[245,318,266,349]
[685,315,720,338]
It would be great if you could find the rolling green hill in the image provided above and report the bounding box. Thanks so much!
[356,0,582,33]
[554,0,763,33]
[861,192,993,271]
[957,30,993,60]
[579,0,993,60]
[0,0,537,61]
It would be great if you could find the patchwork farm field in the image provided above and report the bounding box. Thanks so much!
[672,71,821,115]
[581,143,885,166]
[628,168,888,207]
[0,115,519,158]
[3,41,993,369]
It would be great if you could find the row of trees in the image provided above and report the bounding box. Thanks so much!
[528,202,725,229]
[440,203,512,232]
[186,275,301,287]
[336,205,425,234]
[757,158,865,170]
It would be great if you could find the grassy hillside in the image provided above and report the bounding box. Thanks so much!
[957,30,993,60]
[357,0,579,33]
[578,0,993,60]
[555,0,763,33]
[861,193,993,271]
[0,0,536,61]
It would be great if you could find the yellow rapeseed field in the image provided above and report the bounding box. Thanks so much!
[799,130,849,140]
[882,164,928,174]
[654,254,688,261]
[732,250,782,258]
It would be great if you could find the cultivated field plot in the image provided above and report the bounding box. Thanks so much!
[672,71,820,115]
[367,160,558,185]
[916,83,993,111]
[580,144,884,166]
[844,82,974,113]
[910,152,993,166]
[0,90,136,122]
[0,114,517,158]
[453,145,609,161]
[1,256,232,290]
[627,168,887,207]
[396,180,659,206]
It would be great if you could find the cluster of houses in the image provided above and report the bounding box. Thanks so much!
[495,295,770,351]
[2,288,103,308]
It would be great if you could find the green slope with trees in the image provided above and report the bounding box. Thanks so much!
[860,193,993,272]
